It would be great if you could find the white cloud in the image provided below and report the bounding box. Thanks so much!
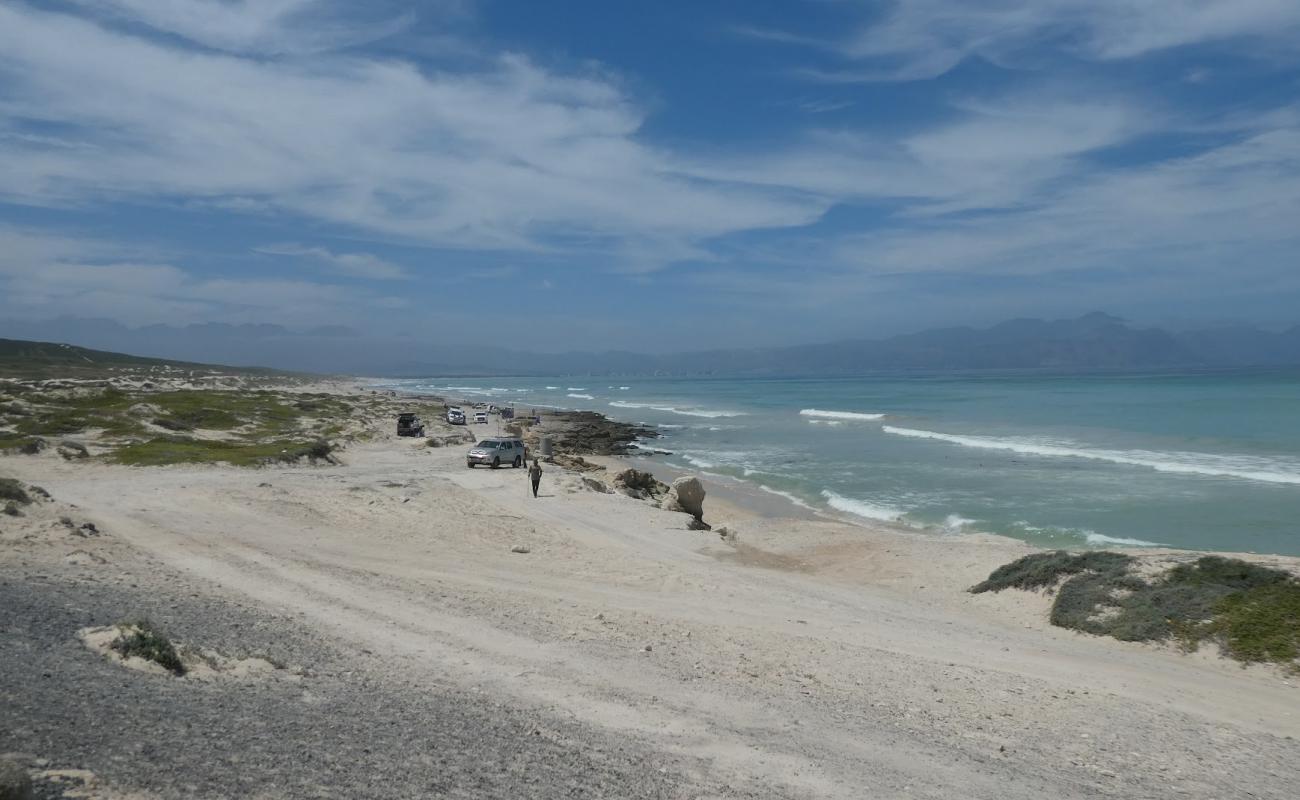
[255,244,410,280]
[0,3,824,271]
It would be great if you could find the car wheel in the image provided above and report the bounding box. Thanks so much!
[467,462,475,469]
[492,457,500,469]
[513,456,522,468]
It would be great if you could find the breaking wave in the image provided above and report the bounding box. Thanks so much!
[609,400,746,419]
[1083,532,1164,547]
[799,409,885,421]
[882,426,1300,486]
[820,490,907,523]
[567,393,594,400]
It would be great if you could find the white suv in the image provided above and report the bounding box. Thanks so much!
[466,437,526,469]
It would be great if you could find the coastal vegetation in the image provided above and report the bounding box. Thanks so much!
[973,552,1300,669]
[110,620,186,676]
[0,367,446,467]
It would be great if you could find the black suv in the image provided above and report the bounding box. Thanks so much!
[396,413,425,437]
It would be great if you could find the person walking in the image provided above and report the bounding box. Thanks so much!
[528,458,543,498]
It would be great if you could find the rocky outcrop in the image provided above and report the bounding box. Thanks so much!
[661,476,710,530]
[545,411,657,456]
[57,440,89,460]
[611,468,669,501]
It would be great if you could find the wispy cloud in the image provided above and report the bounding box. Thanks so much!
[773,0,1300,82]
[255,243,410,280]
[72,0,418,55]
[0,2,823,270]
[0,227,403,327]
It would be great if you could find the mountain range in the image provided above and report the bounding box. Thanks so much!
[2,313,1299,376]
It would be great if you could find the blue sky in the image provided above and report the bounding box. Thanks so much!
[2,1,1299,352]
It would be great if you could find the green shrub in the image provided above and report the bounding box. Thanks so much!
[0,477,31,505]
[975,551,1300,669]
[111,620,185,676]
[1166,556,1290,591]
[971,550,1134,593]
[14,410,92,435]
[1203,582,1300,665]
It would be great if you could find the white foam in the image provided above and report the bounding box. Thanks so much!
[567,387,587,391]
[545,386,559,390]
[758,485,816,511]
[619,386,631,390]
[942,514,978,533]
[800,409,885,422]
[680,453,717,469]
[609,400,746,419]
[1083,532,1164,547]
[567,393,594,399]
[882,426,1300,486]
[821,490,907,523]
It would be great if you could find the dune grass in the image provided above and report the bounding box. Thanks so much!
[973,552,1300,670]
[110,436,336,467]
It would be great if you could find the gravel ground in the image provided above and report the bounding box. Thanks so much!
[0,569,751,799]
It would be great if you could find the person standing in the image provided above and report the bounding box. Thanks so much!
[528,458,543,498]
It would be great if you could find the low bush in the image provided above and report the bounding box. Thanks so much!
[1202,581,1300,664]
[974,552,1300,669]
[0,477,31,505]
[0,434,46,454]
[111,620,186,676]
[970,550,1134,593]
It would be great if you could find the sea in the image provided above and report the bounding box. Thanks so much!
[378,370,1300,557]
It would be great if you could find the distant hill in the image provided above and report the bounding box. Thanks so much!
[0,338,297,379]
[3,313,1300,376]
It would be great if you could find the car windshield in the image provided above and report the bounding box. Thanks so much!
[475,441,497,448]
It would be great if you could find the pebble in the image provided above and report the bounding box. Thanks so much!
[510,545,530,554]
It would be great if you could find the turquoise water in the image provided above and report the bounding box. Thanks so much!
[382,371,1300,556]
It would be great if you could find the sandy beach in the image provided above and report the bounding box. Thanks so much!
[3,380,1299,799]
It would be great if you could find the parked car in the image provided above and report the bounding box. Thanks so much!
[396,413,424,437]
[473,411,488,424]
[447,407,465,425]
[466,437,526,468]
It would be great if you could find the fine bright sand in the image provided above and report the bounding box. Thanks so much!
[3,386,1299,799]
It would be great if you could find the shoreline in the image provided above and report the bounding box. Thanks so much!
[380,379,1300,563]
[3,372,1299,797]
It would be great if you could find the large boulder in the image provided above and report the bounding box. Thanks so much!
[662,476,710,530]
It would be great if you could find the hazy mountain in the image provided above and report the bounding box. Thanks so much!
[2,313,1299,376]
